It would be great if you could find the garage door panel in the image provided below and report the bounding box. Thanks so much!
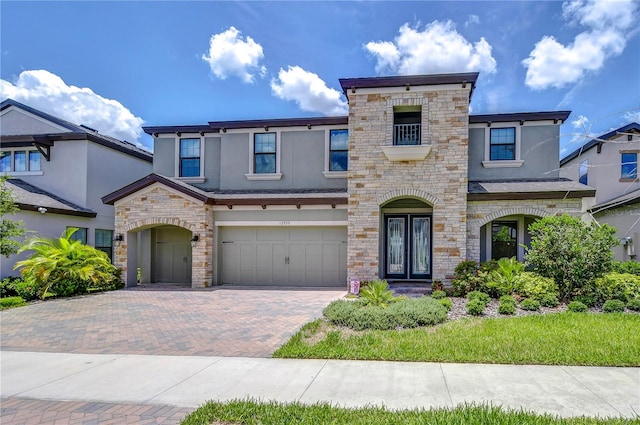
[221,242,239,283]
[239,244,257,284]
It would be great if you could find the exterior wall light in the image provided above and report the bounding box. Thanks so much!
[190,234,199,247]
[113,234,124,246]
[37,207,47,214]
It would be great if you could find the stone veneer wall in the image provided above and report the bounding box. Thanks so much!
[114,185,214,288]
[347,87,471,282]
[466,198,585,262]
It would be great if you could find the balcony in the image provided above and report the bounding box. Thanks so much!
[383,123,431,161]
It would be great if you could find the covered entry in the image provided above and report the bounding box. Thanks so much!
[152,226,192,283]
[219,226,347,286]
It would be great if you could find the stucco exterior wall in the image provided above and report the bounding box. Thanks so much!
[594,204,640,261]
[347,86,471,282]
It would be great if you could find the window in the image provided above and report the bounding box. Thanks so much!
[579,160,588,185]
[621,152,637,180]
[0,150,41,173]
[254,133,276,174]
[95,229,113,261]
[68,227,87,244]
[490,127,516,160]
[179,138,200,177]
[491,222,517,260]
[393,109,421,145]
[329,129,348,171]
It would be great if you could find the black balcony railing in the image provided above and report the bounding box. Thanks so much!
[393,123,421,145]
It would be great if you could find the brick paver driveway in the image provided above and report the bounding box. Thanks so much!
[0,286,345,357]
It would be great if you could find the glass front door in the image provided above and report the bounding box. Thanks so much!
[385,215,431,279]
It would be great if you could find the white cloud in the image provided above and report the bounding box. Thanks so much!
[202,26,266,83]
[572,114,589,129]
[523,0,637,90]
[465,14,480,27]
[271,66,348,116]
[624,109,640,123]
[364,21,497,75]
[1,70,144,145]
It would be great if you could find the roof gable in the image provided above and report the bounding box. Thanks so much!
[560,122,640,165]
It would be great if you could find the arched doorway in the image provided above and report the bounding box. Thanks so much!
[151,226,192,284]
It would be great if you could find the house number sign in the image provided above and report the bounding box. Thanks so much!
[278,221,291,226]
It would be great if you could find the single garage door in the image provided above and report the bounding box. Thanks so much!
[220,226,347,286]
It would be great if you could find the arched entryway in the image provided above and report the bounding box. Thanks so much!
[478,211,547,262]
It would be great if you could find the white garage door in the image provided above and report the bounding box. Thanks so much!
[219,226,347,287]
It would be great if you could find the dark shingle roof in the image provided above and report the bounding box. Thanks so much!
[6,178,97,217]
[468,178,595,200]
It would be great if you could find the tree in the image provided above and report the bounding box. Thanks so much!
[14,227,120,298]
[524,214,619,301]
[0,177,25,257]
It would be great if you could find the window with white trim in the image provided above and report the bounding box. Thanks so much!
[481,124,523,168]
[179,138,201,177]
[254,133,277,174]
[621,152,637,180]
[329,129,348,171]
[0,150,42,174]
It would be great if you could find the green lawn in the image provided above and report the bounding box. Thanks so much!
[181,400,638,425]
[274,312,640,366]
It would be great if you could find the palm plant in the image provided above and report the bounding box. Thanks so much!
[359,279,401,307]
[487,257,524,297]
[14,228,118,299]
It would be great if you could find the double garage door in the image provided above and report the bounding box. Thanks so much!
[220,226,347,287]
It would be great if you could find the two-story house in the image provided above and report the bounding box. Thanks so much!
[561,123,640,261]
[103,73,595,288]
[0,99,153,277]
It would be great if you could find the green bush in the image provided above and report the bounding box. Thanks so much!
[594,272,640,303]
[513,272,559,301]
[520,298,540,311]
[525,214,618,301]
[485,257,524,297]
[603,299,625,313]
[324,298,447,330]
[11,278,39,301]
[451,260,492,297]
[431,290,446,299]
[612,260,640,275]
[0,296,26,308]
[627,297,640,311]
[499,295,516,305]
[539,293,560,308]
[574,294,597,308]
[498,301,516,315]
[467,290,490,306]
[0,277,20,297]
[567,301,588,312]
[466,299,485,316]
[437,297,453,311]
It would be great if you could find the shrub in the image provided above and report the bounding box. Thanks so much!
[594,272,640,303]
[359,279,399,307]
[437,297,453,311]
[498,301,516,315]
[323,300,363,327]
[10,278,39,301]
[525,214,618,301]
[351,306,396,331]
[1,277,19,297]
[431,290,446,299]
[539,294,560,308]
[612,261,640,276]
[466,299,485,316]
[387,298,448,329]
[513,272,559,301]
[499,295,516,305]
[485,257,524,297]
[627,297,640,311]
[467,290,490,306]
[574,294,597,308]
[451,260,492,297]
[603,299,625,313]
[567,301,588,312]
[14,228,121,299]
[520,298,540,311]
[0,296,26,309]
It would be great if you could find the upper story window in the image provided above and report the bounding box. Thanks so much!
[393,108,421,146]
[179,138,201,177]
[254,133,276,174]
[490,127,516,160]
[329,130,348,171]
[0,150,42,175]
[621,152,637,180]
[579,160,588,185]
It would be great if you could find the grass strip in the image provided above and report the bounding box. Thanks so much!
[181,399,637,425]
[274,313,640,366]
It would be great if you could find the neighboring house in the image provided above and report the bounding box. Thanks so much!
[103,73,595,289]
[560,123,640,261]
[0,99,153,277]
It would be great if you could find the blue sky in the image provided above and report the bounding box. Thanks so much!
[1,1,638,157]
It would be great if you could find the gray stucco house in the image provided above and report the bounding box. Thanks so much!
[561,122,640,261]
[103,73,595,289]
[0,99,153,277]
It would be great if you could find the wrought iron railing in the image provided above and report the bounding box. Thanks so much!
[393,123,421,145]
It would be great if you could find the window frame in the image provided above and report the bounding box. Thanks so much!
[328,129,348,172]
[67,227,88,245]
[245,130,282,180]
[0,149,43,176]
[173,135,205,183]
[621,151,638,181]
[489,127,516,161]
[490,221,518,261]
[579,159,588,185]
[95,229,114,262]
[479,123,524,168]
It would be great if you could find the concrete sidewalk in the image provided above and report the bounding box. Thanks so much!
[1,351,638,419]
